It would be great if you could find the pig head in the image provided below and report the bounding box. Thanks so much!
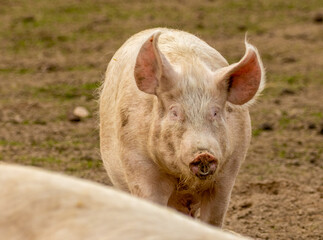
[100,28,265,227]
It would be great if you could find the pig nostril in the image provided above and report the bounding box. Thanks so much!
[189,153,218,179]
[190,161,201,166]
[198,164,210,175]
[190,153,218,179]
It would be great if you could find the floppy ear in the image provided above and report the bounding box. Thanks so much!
[220,41,265,105]
[134,32,175,95]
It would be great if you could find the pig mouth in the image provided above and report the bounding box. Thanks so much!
[189,153,218,180]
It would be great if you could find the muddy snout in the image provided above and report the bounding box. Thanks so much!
[189,153,218,179]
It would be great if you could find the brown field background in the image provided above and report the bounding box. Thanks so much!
[0,0,322,239]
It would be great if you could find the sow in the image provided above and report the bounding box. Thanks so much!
[100,28,265,227]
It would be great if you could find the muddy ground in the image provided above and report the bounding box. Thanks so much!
[0,0,322,239]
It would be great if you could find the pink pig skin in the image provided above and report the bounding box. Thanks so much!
[100,28,265,227]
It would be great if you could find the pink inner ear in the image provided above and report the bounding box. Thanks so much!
[134,35,160,95]
[227,50,261,105]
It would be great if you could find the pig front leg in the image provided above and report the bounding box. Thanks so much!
[122,152,175,205]
[199,178,235,227]
[199,153,243,227]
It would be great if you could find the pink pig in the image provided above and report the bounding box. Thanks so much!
[100,28,265,227]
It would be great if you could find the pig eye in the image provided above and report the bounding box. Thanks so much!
[210,108,219,120]
[169,106,181,120]
[172,110,178,117]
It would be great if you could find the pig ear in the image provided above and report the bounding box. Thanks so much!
[221,41,265,105]
[134,32,173,95]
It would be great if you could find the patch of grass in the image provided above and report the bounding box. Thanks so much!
[279,116,291,128]
[81,82,100,91]
[65,167,77,172]
[22,120,30,125]
[262,73,312,98]
[252,129,263,137]
[286,75,301,85]
[9,31,77,52]
[40,139,59,148]
[274,74,304,86]
[0,68,35,75]
[0,139,22,146]
[71,140,82,146]
[66,65,96,72]
[70,157,102,170]
[4,2,133,53]
[279,150,286,158]
[28,156,61,166]
[82,160,100,169]
[40,139,84,149]
[31,82,98,101]
[310,112,323,119]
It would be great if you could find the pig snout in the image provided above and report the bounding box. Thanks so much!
[189,153,218,179]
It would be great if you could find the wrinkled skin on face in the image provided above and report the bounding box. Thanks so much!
[149,69,231,190]
[100,28,265,227]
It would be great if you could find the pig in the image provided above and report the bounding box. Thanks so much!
[0,163,250,240]
[99,28,265,227]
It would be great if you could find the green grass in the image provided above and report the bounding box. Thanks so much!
[252,129,263,137]
[310,112,323,119]
[3,0,322,54]
[279,116,291,128]
[30,81,99,101]
[0,140,22,146]
[17,155,101,169]
[78,158,102,169]
[279,150,286,158]
[40,139,85,149]
[0,68,35,74]
[66,158,102,172]
[28,156,62,166]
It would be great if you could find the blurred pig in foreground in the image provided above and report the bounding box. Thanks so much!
[0,163,250,240]
[100,28,265,227]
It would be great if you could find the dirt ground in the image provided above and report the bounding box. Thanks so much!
[0,0,322,239]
